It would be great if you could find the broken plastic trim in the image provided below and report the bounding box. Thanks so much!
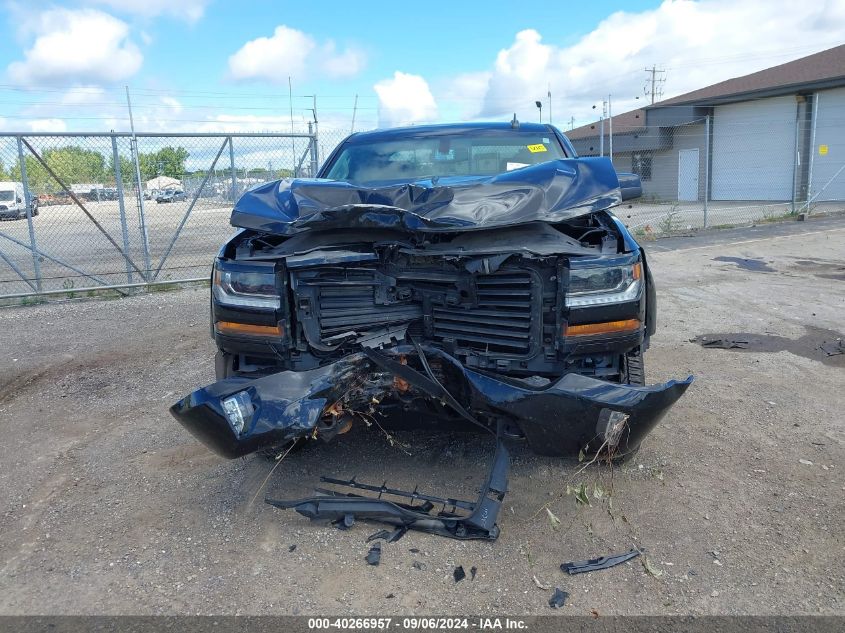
[560,548,641,574]
[265,341,509,540]
[266,437,509,541]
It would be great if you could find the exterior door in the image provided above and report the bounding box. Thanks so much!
[678,148,699,201]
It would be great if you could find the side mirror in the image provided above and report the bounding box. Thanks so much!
[617,172,642,201]
[17,196,22,204]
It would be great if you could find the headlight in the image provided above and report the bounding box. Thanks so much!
[566,261,642,307]
[213,261,280,309]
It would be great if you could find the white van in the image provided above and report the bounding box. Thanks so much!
[0,181,38,220]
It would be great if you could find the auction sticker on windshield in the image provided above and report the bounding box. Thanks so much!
[526,144,547,153]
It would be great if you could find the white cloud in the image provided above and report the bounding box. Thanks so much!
[91,0,209,23]
[228,25,366,82]
[7,9,142,86]
[460,0,845,127]
[374,72,438,128]
[28,118,68,133]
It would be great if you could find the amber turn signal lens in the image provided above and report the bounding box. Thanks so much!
[564,319,640,337]
[632,262,642,280]
[215,321,283,337]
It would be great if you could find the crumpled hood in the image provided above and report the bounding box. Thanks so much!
[230,157,621,235]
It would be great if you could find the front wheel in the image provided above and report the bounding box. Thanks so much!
[622,346,645,386]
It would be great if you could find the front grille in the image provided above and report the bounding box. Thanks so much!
[432,272,535,355]
[315,270,421,339]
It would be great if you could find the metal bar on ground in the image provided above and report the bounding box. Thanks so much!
[16,136,42,292]
[20,138,147,279]
[111,135,134,285]
[152,137,229,280]
[0,246,37,292]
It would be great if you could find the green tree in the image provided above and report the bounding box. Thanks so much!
[11,146,106,192]
[0,158,8,180]
[138,146,190,181]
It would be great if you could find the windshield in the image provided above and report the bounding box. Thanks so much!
[325,131,566,184]
[0,190,15,202]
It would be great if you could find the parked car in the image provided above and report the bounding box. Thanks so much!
[171,122,691,463]
[0,181,38,219]
[155,189,187,203]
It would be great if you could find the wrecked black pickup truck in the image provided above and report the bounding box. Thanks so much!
[172,122,691,466]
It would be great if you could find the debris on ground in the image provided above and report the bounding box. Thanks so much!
[561,549,641,574]
[799,459,814,465]
[454,566,466,582]
[819,339,844,356]
[287,544,296,553]
[366,542,381,566]
[548,587,569,609]
[642,555,664,578]
[365,526,406,542]
[412,561,426,571]
[332,514,355,531]
[546,507,562,530]
[470,566,477,580]
[367,529,391,542]
[691,335,749,349]
[532,575,552,590]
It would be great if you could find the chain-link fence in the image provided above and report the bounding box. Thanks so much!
[0,131,347,299]
[569,101,845,238]
[2,114,843,300]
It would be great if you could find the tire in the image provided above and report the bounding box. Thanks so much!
[610,347,646,463]
[622,346,646,386]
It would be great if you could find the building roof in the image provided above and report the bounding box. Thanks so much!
[659,44,845,106]
[566,108,647,141]
[565,44,845,141]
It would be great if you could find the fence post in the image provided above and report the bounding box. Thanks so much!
[111,135,133,285]
[806,92,820,216]
[791,101,801,215]
[129,136,152,281]
[309,123,319,177]
[703,115,710,229]
[16,136,42,293]
[229,137,237,203]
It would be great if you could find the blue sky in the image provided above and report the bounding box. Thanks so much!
[1,0,844,134]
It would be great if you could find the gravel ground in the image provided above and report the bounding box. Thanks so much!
[0,217,843,616]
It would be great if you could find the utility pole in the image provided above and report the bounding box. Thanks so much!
[595,99,608,157]
[608,94,613,162]
[351,94,358,134]
[547,84,552,125]
[568,116,575,130]
[644,66,666,104]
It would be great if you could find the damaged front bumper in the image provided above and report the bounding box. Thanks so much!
[170,345,692,459]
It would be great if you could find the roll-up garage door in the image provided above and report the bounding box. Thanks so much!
[711,96,796,201]
[810,87,845,202]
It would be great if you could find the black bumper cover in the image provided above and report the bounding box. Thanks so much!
[170,345,692,459]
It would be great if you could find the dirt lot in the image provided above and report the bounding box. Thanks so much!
[0,217,843,616]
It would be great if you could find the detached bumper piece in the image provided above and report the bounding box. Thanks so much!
[266,439,509,541]
[170,344,693,459]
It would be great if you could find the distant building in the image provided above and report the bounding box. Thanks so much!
[567,45,845,204]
